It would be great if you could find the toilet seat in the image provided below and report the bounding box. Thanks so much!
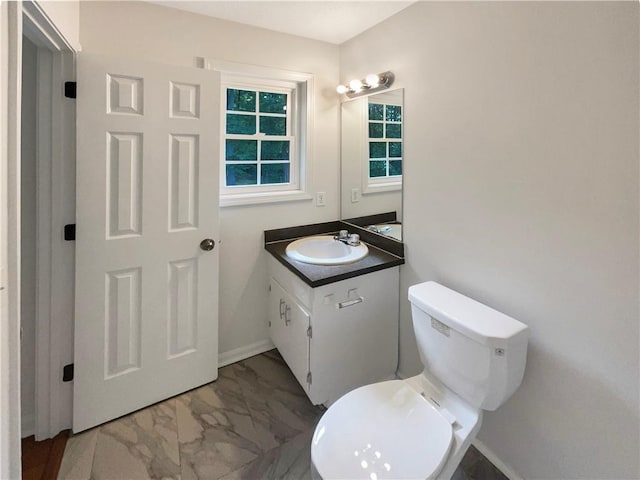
[311,380,453,480]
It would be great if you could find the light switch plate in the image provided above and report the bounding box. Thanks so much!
[316,191,326,206]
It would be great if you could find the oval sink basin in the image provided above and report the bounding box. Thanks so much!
[285,235,369,266]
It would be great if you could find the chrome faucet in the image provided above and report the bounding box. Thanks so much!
[334,230,361,246]
[334,230,349,242]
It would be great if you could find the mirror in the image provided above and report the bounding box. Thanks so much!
[340,88,403,241]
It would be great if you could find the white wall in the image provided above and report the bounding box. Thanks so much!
[20,35,36,438]
[341,2,639,479]
[79,1,340,358]
[37,0,79,51]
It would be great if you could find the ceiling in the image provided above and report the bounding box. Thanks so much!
[148,1,414,45]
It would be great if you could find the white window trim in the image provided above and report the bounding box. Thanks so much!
[361,96,402,195]
[204,59,314,207]
[222,77,298,194]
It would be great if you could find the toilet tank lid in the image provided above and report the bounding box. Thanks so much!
[408,281,528,345]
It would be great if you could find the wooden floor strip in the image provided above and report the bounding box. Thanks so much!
[22,430,69,480]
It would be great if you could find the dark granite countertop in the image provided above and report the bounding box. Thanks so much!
[264,221,404,288]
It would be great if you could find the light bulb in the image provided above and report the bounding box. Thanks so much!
[365,73,380,87]
[349,79,363,91]
[336,84,349,94]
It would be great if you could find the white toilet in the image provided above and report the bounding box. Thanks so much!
[311,281,529,480]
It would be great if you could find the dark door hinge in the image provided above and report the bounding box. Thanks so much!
[307,326,312,338]
[64,81,77,99]
[64,224,76,241]
[306,371,312,385]
[62,363,74,382]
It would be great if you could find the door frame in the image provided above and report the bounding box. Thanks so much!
[21,0,77,440]
[0,3,76,468]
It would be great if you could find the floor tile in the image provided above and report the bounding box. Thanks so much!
[57,428,98,480]
[218,429,314,480]
[460,445,508,480]
[233,352,323,451]
[91,399,180,480]
[176,366,264,480]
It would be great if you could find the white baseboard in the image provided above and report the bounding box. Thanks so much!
[218,339,275,368]
[472,438,523,480]
[21,412,34,438]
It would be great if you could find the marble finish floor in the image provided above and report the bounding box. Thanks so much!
[58,350,506,480]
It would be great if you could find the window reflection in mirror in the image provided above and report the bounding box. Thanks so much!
[341,89,403,242]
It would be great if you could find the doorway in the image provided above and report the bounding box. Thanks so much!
[19,0,76,443]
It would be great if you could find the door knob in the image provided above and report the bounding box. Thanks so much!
[200,238,215,251]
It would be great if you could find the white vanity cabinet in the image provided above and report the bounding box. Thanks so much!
[267,256,399,406]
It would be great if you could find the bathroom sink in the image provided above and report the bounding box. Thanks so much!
[285,235,369,266]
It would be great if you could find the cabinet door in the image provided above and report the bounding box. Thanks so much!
[269,279,310,393]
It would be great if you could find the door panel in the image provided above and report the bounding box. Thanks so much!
[74,54,220,432]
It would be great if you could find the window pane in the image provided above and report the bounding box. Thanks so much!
[259,92,287,114]
[369,160,387,178]
[386,124,402,139]
[386,105,402,122]
[226,139,257,161]
[389,142,402,158]
[226,164,257,185]
[368,103,383,121]
[226,114,256,135]
[389,160,402,176]
[260,116,287,136]
[261,163,290,184]
[227,89,256,112]
[369,123,383,138]
[261,140,290,160]
[369,142,386,159]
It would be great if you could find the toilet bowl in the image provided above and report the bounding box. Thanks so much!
[311,281,529,480]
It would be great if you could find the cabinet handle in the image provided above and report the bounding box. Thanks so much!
[337,296,364,309]
[279,299,286,319]
[284,305,291,326]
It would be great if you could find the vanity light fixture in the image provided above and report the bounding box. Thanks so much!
[336,71,395,98]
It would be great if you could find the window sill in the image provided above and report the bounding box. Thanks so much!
[220,190,313,207]
[363,182,402,195]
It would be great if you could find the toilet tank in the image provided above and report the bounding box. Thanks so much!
[408,282,529,411]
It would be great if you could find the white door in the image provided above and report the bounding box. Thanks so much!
[74,54,220,432]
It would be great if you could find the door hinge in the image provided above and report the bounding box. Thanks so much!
[64,81,77,99]
[306,371,312,384]
[62,363,74,382]
[268,284,271,292]
[64,224,76,241]
[307,326,312,338]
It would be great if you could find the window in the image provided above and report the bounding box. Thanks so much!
[367,100,402,184]
[224,86,292,187]
[214,63,314,207]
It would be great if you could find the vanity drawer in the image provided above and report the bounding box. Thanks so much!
[267,256,313,309]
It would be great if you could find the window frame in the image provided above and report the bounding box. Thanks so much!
[222,77,297,192]
[207,60,314,207]
[362,95,403,194]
